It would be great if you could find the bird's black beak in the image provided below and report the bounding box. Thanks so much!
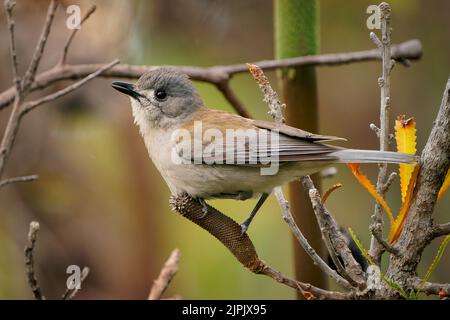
[111,81,141,99]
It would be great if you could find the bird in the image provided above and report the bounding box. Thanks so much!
[112,68,416,234]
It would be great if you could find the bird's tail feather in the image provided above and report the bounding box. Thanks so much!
[331,149,417,164]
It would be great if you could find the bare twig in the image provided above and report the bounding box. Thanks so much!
[247,63,285,124]
[369,123,380,137]
[432,222,450,239]
[22,59,120,115]
[60,5,97,65]
[369,223,399,255]
[24,221,44,300]
[0,39,422,111]
[273,188,352,289]
[0,95,22,178]
[21,0,59,92]
[259,263,354,300]
[61,267,90,300]
[0,174,38,189]
[369,2,394,265]
[381,171,397,194]
[0,60,118,180]
[4,0,20,92]
[301,176,367,288]
[148,249,181,300]
[248,63,353,289]
[410,278,449,297]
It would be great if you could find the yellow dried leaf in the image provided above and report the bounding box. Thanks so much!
[347,163,394,224]
[388,165,420,244]
[395,115,417,203]
[437,168,450,202]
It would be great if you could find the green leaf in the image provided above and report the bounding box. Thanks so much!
[419,234,450,291]
[347,227,409,299]
[409,289,418,300]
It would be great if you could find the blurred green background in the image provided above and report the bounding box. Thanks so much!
[0,0,448,299]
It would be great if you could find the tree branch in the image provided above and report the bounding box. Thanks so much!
[4,0,20,92]
[432,222,450,239]
[411,278,449,297]
[301,176,367,289]
[259,263,354,300]
[369,223,399,255]
[148,249,181,300]
[0,174,38,189]
[369,2,394,264]
[0,39,422,111]
[0,60,118,180]
[383,76,450,297]
[21,0,59,92]
[24,221,44,300]
[247,63,352,289]
[22,59,119,115]
[273,187,352,289]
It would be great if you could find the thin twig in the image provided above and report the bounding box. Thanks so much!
[247,63,285,124]
[0,60,118,180]
[0,96,22,178]
[432,222,450,239]
[4,0,21,93]
[22,0,59,92]
[148,249,181,300]
[381,172,397,194]
[24,221,44,300]
[60,5,97,65]
[301,176,367,288]
[215,81,251,118]
[410,278,449,297]
[248,63,352,289]
[0,174,38,189]
[0,39,422,111]
[369,2,394,265]
[22,59,120,115]
[369,224,399,255]
[259,263,354,300]
[61,267,90,300]
[274,188,352,289]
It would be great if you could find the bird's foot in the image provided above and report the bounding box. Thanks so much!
[197,198,208,219]
[240,219,250,236]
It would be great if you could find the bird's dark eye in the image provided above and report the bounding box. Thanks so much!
[154,89,167,101]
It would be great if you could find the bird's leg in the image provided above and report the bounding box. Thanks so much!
[240,192,269,235]
[197,198,209,219]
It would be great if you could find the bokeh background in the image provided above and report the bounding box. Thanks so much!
[0,0,448,299]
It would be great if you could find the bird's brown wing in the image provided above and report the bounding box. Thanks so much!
[176,109,344,166]
[252,119,346,142]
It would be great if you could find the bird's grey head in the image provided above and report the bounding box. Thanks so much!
[112,68,203,129]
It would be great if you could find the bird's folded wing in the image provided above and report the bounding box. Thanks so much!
[175,110,344,166]
[252,119,346,142]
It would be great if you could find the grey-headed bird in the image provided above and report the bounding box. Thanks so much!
[112,68,415,234]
